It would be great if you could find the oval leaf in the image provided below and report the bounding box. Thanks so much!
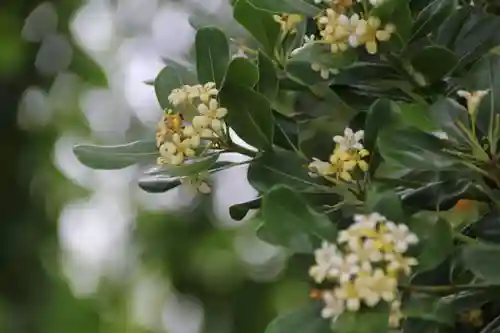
[73,140,157,170]
[224,57,259,87]
[265,302,330,333]
[195,27,229,86]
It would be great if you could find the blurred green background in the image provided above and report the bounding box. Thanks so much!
[0,0,311,332]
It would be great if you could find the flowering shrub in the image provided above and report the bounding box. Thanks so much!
[74,0,500,332]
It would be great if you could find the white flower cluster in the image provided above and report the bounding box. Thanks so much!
[309,213,419,328]
[308,127,369,181]
[318,9,395,55]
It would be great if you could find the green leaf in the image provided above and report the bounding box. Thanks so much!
[397,102,437,133]
[73,140,157,170]
[257,51,279,101]
[290,44,357,69]
[155,67,182,110]
[298,116,346,160]
[402,294,454,325]
[224,57,259,87]
[365,187,405,222]
[286,61,331,86]
[229,197,261,221]
[411,46,458,83]
[248,149,321,192]
[427,97,469,145]
[463,54,500,135]
[144,154,219,177]
[138,176,182,193]
[195,27,230,86]
[308,85,358,124]
[377,128,458,171]
[462,244,500,284]
[264,302,330,333]
[220,84,274,149]
[364,98,401,152]
[233,0,280,56]
[246,0,321,16]
[262,185,336,253]
[411,0,457,42]
[410,212,453,272]
[332,303,389,333]
[162,57,198,85]
[371,0,413,50]
[333,62,401,86]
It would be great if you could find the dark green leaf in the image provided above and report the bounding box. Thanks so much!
[161,57,198,86]
[248,149,321,192]
[299,116,346,160]
[332,303,389,333]
[402,294,454,325]
[246,0,321,16]
[411,46,458,83]
[264,302,330,333]
[411,0,457,42]
[377,128,458,171]
[364,98,401,152]
[155,66,182,110]
[73,140,157,170]
[220,84,274,149]
[229,197,261,221]
[289,44,357,69]
[365,187,404,222]
[138,176,182,193]
[332,62,401,85]
[257,51,279,101]
[233,0,280,56]
[427,97,469,145]
[195,27,230,86]
[262,185,336,253]
[462,244,500,284]
[308,85,358,124]
[224,57,259,87]
[410,212,453,272]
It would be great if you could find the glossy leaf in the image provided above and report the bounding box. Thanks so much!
[257,51,279,101]
[246,0,321,16]
[427,97,469,145]
[224,57,259,87]
[377,128,458,171]
[264,302,330,333]
[233,0,280,56]
[411,0,457,41]
[73,140,157,170]
[138,176,182,193]
[298,116,347,160]
[220,84,274,149]
[462,244,500,284]
[332,303,389,333]
[195,27,230,86]
[248,149,321,193]
[410,212,453,272]
[155,66,182,110]
[411,46,458,83]
[402,294,454,325]
[364,98,401,152]
[365,187,405,222]
[229,197,261,221]
[261,185,336,253]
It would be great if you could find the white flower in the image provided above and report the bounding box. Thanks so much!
[333,127,365,152]
[348,239,384,271]
[304,34,316,45]
[168,85,200,106]
[383,222,419,254]
[198,82,219,103]
[181,172,211,194]
[432,131,449,140]
[456,89,490,116]
[389,300,403,328]
[328,252,360,283]
[193,98,228,132]
[311,63,331,79]
[309,241,341,283]
[321,291,345,319]
[356,269,397,307]
[386,253,418,276]
[158,133,198,165]
[338,213,384,248]
[183,124,213,140]
[308,157,335,177]
[335,281,362,311]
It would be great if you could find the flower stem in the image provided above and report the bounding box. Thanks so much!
[228,143,258,158]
